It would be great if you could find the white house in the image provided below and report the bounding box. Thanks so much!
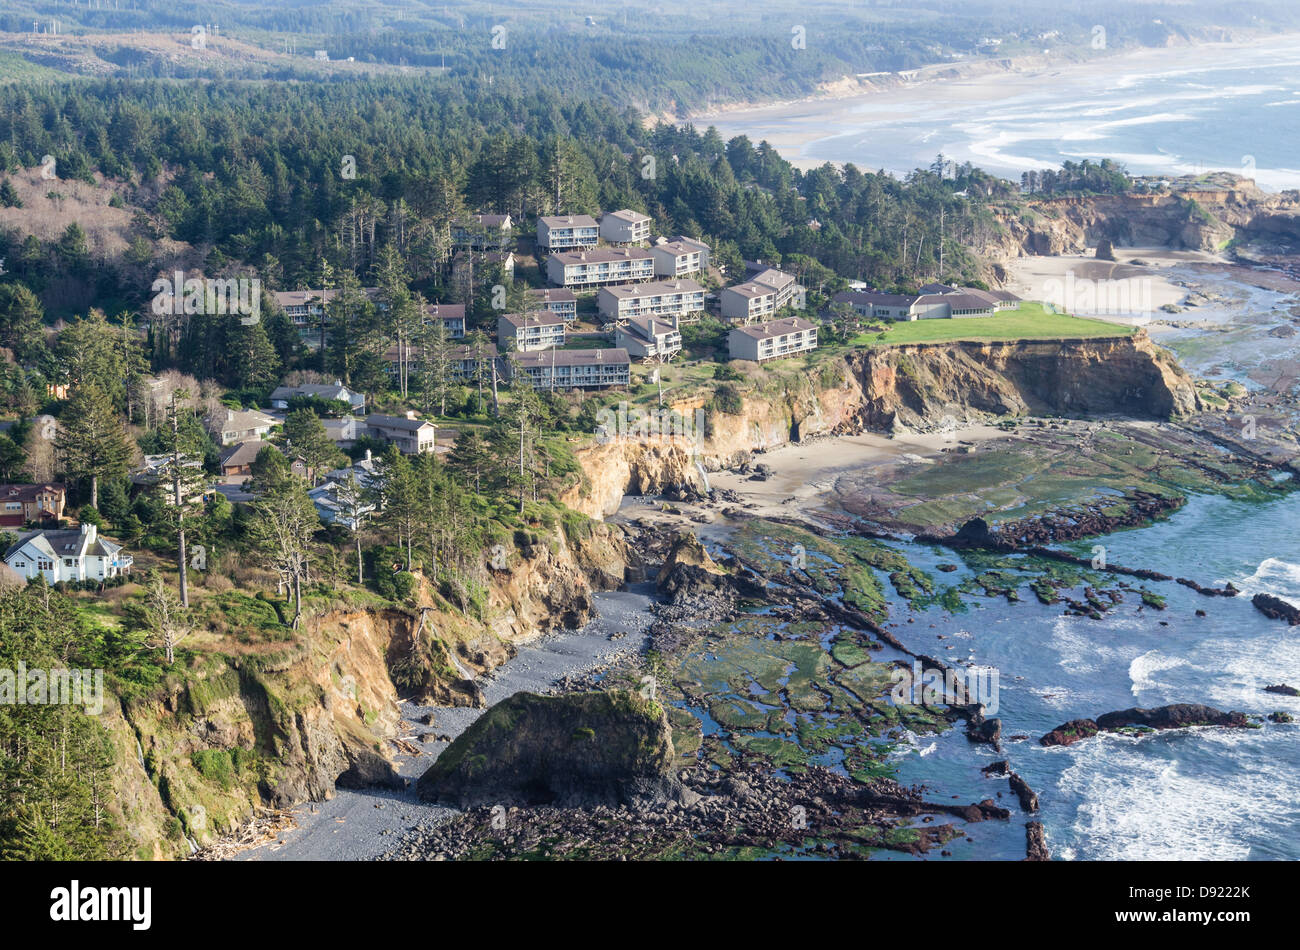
[308,480,376,530]
[4,524,133,584]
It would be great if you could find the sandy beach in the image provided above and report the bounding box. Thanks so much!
[692,32,1300,182]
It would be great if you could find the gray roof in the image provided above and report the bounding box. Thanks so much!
[514,348,631,369]
[731,316,818,341]
[366,414,436,432]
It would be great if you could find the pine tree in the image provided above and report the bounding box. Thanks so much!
[54,385,131,509]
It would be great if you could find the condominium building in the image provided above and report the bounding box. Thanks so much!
[600,209,652,244]
[509,348,631,390]
[614,315,682,361]
[424,302,467,338]
[727,316,819,363]
[526,287,579,321]
[547,247,655,289]
[651,236,710,277]
[497,312,567,352]
[451,213,513,248]
[597,279,704,322]
[719,268,806,322]
[537,214,599,251]
[273,287,382,327]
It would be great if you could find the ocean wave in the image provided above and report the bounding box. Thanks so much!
[1128,649,1188,697]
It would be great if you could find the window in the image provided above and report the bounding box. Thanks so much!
[37,559,52,571]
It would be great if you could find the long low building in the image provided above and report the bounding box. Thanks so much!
[547,247,655,289]
[384,343,492,381]
[596,279,704,322]
[720,268,806,322]
[833,283,1020,320]
[508,348,631,390]
[728,316,819,363]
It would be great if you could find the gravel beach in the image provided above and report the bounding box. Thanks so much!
[234,586,656,861]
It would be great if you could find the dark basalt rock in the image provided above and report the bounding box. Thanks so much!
[1008,772,1039,813]
[1252,593,1300,624]
[1265,683,1300,697]
[965,708,1002,749]
[981,759,1010,776]
[1093,703,1249,732]
[1042,703,1249,746]
[1039,718,1101,747]
[1025,821,1050,861]
[415,690,684,810]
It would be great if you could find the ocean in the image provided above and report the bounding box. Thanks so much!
[717,38,1300,192]
[881,491,1300,860]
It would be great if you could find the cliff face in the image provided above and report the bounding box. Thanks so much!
[568,333,1200,515]
[841,332,1199,431]
[994,185,1300,257]
[110,519,634,858]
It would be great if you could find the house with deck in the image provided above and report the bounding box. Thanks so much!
[498,312,566,352]
[651,237,710,277]
[4,523,132,584]
[526,288,578,322]
[600,209,652,244]
[613,315,683,361]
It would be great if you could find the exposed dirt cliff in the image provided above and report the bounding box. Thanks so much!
[108,519,635,858]
[993,181,1300,258]
[568,333,1200,515]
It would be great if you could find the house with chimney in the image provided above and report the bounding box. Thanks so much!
[269,380,366,412]
[4,523,132,584]
[214,408,278,446]
[365,413,439,455]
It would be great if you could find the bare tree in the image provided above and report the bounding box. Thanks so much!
[143,572,194,666]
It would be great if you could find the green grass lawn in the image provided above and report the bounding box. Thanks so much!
[849,302,1135,347]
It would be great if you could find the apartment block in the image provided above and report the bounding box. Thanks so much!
[537,214,599,251]
[497,312,567,352]
[597,279,704,322]
[509,348,631,390]
[547,247,655,289]
[727,316,819,363]
[600,209,652,244]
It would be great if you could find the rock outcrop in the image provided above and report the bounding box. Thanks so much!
[1251,592,1300,625]
[1041,703,1250,746]
[415,690,684,809]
